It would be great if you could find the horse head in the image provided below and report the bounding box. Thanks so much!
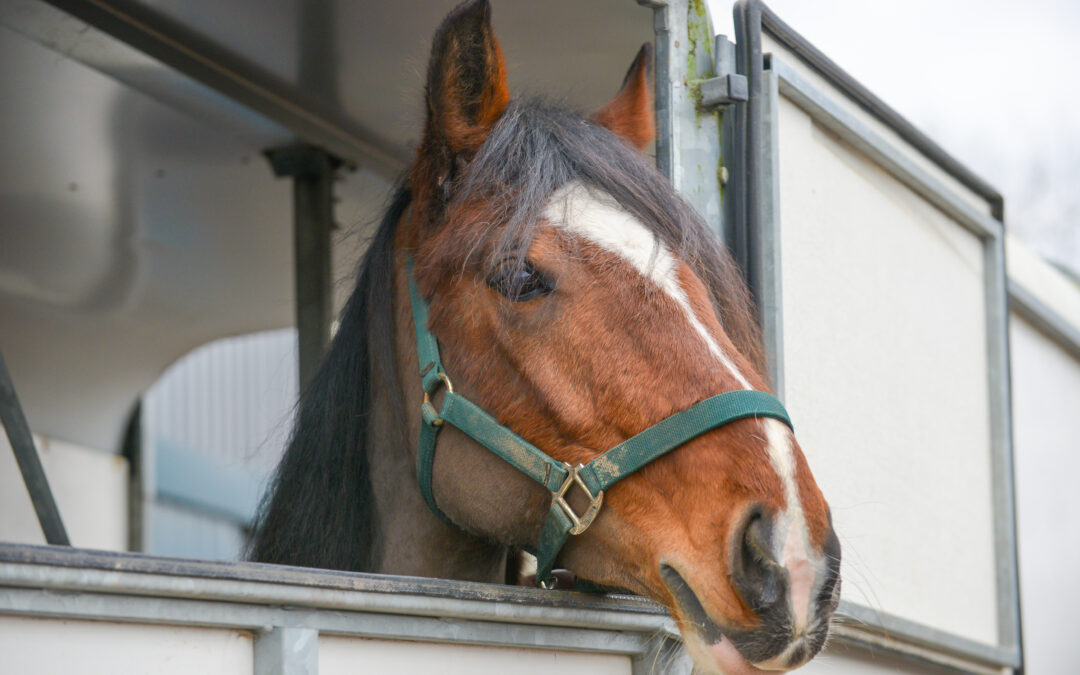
[398,1,841,671]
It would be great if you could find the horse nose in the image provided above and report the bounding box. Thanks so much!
[730,506,787,612]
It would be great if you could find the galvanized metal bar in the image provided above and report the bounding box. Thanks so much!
[828,623,1009,675]
[637,0,725,236]
[267,146,338,392]
[0,542,664,617]
[755,2,1004,218]
[756,67,784,397]
[1009,279,1080,361]
[0,543,1021,670]
[0,586,652,657]
[0,562,673,635]
[254,627,318,675]
[0,350,69,546]
[0,553,1013,673]
[835,600,1019,670]
[984,235,1024,658]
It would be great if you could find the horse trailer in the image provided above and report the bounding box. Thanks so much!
[2,0,1078,672]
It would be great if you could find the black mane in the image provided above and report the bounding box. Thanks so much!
[247,187,409,571]
[248,99,761,571]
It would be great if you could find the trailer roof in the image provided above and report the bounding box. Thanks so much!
[0,0,655,451]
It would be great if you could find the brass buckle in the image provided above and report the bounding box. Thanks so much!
[422,372,454,427]
[553,463,604,535]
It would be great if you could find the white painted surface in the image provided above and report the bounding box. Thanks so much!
[319,636,632,675]
[1007,234,1080,332]
[763,35,992,219]
[0,615,252,675]
[0,433,127,550]
[777,93,998,644]
[1010,315,1080,675]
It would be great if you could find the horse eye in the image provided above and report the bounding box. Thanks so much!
[487,262,553,302]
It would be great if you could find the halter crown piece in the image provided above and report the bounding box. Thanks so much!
[407,257,793,588]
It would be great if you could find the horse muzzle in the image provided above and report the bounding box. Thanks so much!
[658,508,841,673]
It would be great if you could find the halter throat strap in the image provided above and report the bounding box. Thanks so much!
[407,258,792,588]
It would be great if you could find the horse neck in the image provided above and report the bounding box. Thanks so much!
[360,233,508,583]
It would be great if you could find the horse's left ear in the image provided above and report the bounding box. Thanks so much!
[413,0,509,206]
[592,44,655,151]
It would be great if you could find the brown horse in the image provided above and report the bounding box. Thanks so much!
[250,1,840,672]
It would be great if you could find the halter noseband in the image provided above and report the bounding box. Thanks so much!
[408,257,792,588]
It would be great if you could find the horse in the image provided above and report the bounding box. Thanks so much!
[249,1,840,672]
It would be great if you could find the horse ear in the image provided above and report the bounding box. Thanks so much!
[592,44,655,151]
[416,0,509,197]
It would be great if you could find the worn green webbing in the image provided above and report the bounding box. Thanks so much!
[577,391,791,496]
[407,257,446,393]
[407,260,792,588]
[530,391,792,583]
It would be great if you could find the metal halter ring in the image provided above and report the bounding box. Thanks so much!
[422,371,455,427]
[553,463,605,535]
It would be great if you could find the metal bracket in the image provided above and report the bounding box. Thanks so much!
[699,36,748,108]
[266,144,342,391]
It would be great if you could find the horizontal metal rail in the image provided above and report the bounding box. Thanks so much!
[1008,280,1080,361]
[0,543,1020,672]
[770,58,1002,243]
[756,3,1004,219]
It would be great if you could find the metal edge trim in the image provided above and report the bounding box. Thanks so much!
[37,0,408,173]
[0,586,655,656]
[771,58,1001,241]
[1008,280,1080,361]
[0,543,663,616]
[754,1,1004,220]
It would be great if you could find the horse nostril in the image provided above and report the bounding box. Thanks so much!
[732,506,786,609]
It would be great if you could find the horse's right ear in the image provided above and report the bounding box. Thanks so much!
[413,0,509,205]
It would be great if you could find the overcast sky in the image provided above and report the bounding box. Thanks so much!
[707,0,1080,276]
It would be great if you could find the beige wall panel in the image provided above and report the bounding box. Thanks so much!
[777,94,997,644]
[0,434,127,550]
[763,35,992,219]
[1010,315,1080,675]
[0,616,252,675]
[319,636,632,675]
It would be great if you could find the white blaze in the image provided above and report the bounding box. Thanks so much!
[544,183,752,390]
[546,183,816,634]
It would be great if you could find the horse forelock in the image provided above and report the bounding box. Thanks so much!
[417,99,765,376]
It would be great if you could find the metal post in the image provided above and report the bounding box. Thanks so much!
[638,0,725,237]
[254,626,318,675]
[267,146,340,392]
[0,348,69,545]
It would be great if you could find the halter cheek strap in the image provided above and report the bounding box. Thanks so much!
[407,257,793,588]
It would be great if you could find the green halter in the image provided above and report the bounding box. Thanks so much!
[407,258,793,588]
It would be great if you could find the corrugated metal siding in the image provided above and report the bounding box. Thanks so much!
[146,329,298,470]
[143,328,298,559]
